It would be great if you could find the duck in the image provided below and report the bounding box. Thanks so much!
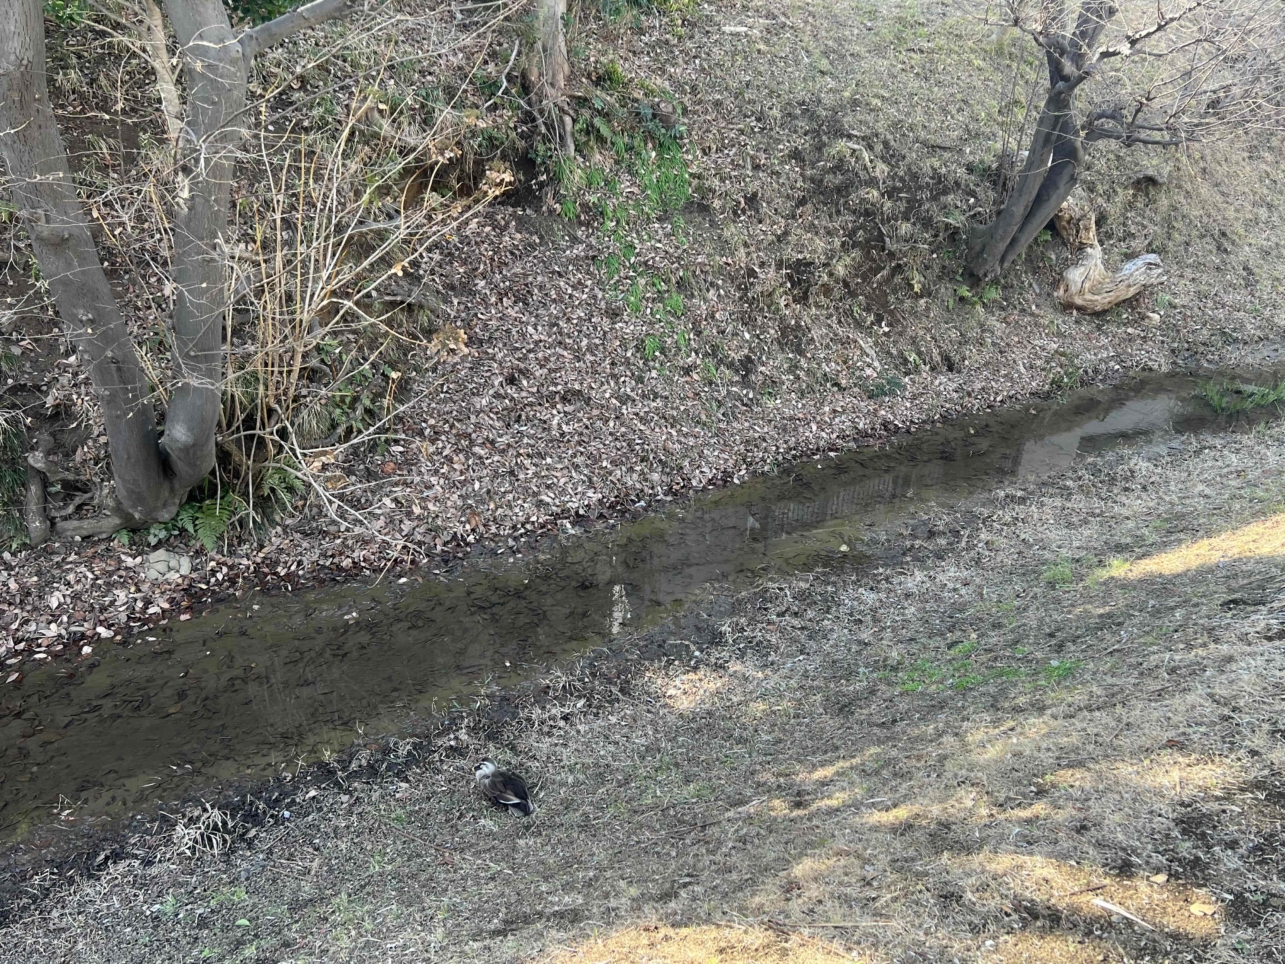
[473,759,535,816]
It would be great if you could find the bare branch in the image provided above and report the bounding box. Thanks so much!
[1097,0,1210,62]
[239,0,365,60]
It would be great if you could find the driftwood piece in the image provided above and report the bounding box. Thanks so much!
[1054,197,1165,313]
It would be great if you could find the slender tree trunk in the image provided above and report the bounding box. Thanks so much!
[533,0,572,154]
[160,0,248,490]
[0,0,173,521]
[966,86,1074,279]
[136,0,184,144]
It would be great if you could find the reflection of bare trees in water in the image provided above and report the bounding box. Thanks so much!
[753,463,952,544]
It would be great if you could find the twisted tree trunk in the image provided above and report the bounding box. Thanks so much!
[967,1,1116,282]
[0,0,357,537]
[1,0,172,522]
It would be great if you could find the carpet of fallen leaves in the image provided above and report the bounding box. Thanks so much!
[3,0,1284,672]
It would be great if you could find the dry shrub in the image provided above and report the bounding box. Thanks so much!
[222,87,514,477]
[165,803,238,860]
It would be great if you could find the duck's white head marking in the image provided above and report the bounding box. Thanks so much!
[474,759,497,780]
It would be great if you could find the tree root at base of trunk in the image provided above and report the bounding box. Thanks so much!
[52,510,137,540]
[23,442,141,544]
[23,465,50,548]
[1054,197,1166,313]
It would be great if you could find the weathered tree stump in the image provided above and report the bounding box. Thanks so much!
[1053,197,1165,314]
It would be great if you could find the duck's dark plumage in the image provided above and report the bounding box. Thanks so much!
[474,759,535,816]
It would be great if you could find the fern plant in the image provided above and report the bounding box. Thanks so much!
[194,496,244,551]
[253,466,305,521]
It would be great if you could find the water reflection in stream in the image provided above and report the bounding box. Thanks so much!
[0,370,1274,843]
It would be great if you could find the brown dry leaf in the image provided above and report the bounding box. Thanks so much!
[1188,903,1218,917]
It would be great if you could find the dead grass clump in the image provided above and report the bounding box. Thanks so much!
[165,803,238,860]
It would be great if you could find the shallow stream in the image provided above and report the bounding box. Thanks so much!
[2,368,1280,847]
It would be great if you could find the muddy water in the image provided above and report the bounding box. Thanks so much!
[0,370,1278,843]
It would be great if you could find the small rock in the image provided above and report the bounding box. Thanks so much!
[1149,873,1169,884]
[1145,312,1161,324]
[1188,902,1218,917]
[178,556,192,576]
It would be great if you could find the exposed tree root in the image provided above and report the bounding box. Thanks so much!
[51,506,136,541]
[24,439,138,543]
[1054,197,1166,314]
[22,464,50,548]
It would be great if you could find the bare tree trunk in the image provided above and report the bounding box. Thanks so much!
[966,89,1075,279]
[160,0,248,491]
[1,0,359,539]
[966,0,1117,282]
[532,0,573,154]
[136,0,183,144]
[0,0,173,521]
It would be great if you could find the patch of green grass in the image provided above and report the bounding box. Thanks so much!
[1040,557,1075,587]
[599,0,696,21]
[894,645,1024,694]
[1040,659,1083,685]
[898,658,944,692]
[0,411,27,551]
[1088,557,1128,585]
[684,781,716,800]
[625,281,645,314]
[210,887,248,906]
[600,59,627,91]
[864,374,906,399]
[1049,358,1084,393]
[1199,379,1285,416]
[43,0,90,25]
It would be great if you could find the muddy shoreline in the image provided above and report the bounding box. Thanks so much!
[0,587,746,925]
